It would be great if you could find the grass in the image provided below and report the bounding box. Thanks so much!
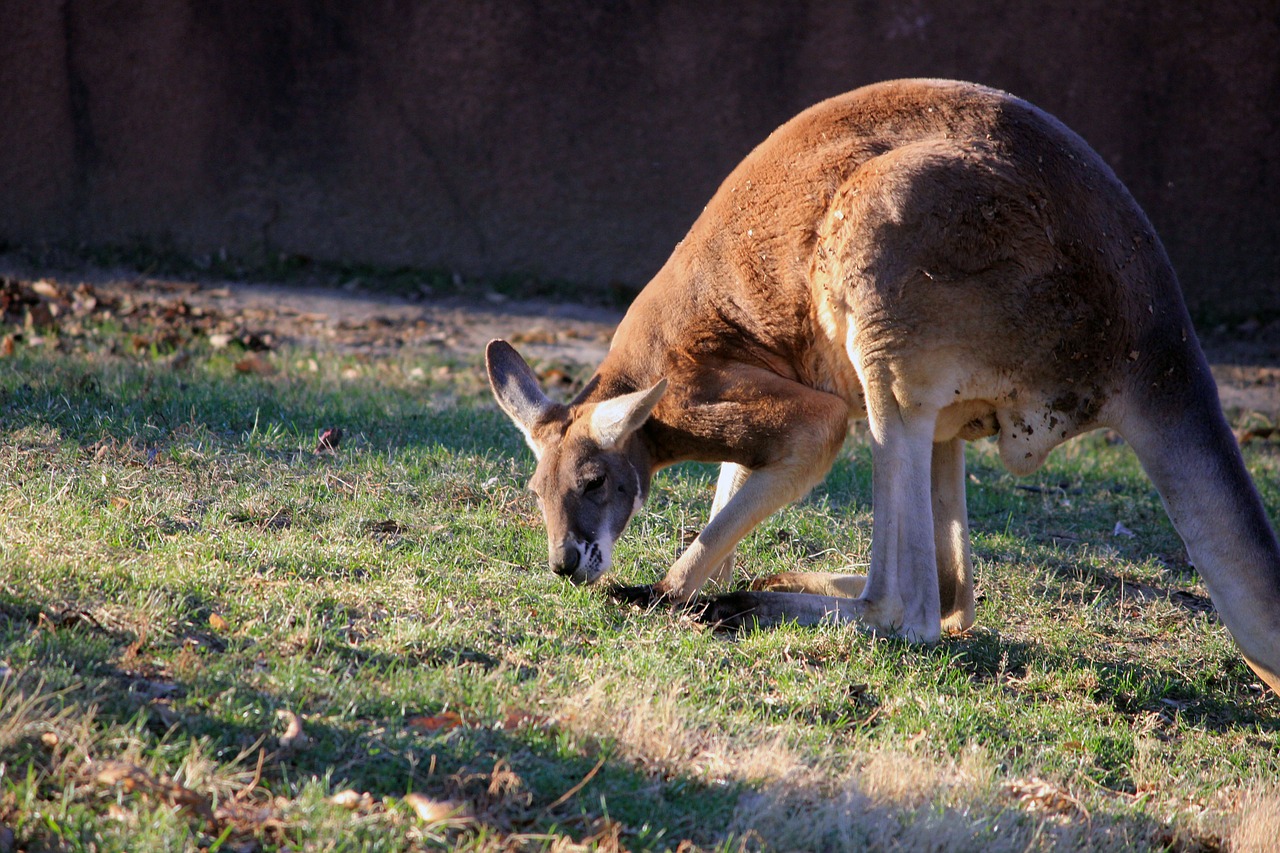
[1,296,1279,851]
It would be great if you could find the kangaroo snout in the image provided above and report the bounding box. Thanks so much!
[550,542,581,578]
[549,538,610,585]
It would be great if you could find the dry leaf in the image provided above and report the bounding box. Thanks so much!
[406,711,464,733]
[234,353,274,375]
[0,335,13,357]
[510,327,557,345]
[537,367,573,387]
[315,427,343,454]
[276,708,310,750]
[403,792,470,823]
[31,280,62,300]
[209,613,229,631]
[95,761,154,793]
[330,789,373,810]
[1237,426,1278,444]
[111,496,132,510]
[500,710,552,730]
[1003,776,1087,818]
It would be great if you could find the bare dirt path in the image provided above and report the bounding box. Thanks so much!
[4,261,1279,426]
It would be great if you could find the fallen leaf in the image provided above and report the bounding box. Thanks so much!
[406,711,464,733]
[1113,521,1136,538]
[330,789,374,810]
[234,353,274,375]
[366,518,404,535]
[315,427,343,454]
[1236,426,1277,444]
[95,761,154,792]
[71,284,98,315]
[276,708,310,750]
[500,710,552,731]
[209,613,229,631]
[403,792,470,823]
[510,327,557,345]
[537,367,573,387]
[1003,776,1087,819]
[25,302,56,331]
[0,335,13,357]
[31,280,62,300]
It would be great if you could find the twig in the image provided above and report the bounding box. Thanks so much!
[234,748,266,803]
[540,755,606,814]
[469,545,526,571]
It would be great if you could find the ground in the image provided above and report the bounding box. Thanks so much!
[4,262,1278,426]
[3,259,1280,850]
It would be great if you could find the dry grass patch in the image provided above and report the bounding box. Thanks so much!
[1231,784,1280,853]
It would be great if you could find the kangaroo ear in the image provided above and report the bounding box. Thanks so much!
[486,340,556,453]
[590,379,668,448]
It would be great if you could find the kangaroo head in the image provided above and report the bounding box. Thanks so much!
[485,340,666,585]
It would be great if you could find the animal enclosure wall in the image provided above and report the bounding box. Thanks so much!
[1,0,1276,317]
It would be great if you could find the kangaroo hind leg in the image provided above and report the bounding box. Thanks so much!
[933,437,976,633]
[705,368,944,640]
[749,437,973,633]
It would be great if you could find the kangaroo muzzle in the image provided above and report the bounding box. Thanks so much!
[550,541,581,578]
[549,538,609,585]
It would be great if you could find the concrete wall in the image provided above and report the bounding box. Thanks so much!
[1,1,1277,316]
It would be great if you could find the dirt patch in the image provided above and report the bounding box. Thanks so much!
[0,263,619,370]
[1201,320,1280,421]
[3,261,1279,423]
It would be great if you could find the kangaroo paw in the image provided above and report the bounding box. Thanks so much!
[696,591,772,631]
[606,583,671,609]
[698,590,861,631]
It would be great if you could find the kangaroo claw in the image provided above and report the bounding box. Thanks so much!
[607,583,670,608]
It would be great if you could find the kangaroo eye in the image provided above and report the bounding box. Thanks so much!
[583,475,606,494]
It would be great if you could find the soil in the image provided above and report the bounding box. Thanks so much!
[3,261,1280,428]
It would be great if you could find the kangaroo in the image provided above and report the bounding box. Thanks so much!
[486,78,1280,695]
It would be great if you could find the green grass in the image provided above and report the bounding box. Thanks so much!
[1,308,1278,852]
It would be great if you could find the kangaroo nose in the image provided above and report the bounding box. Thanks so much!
[552,546,580,577]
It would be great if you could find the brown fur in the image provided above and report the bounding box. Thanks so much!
[488,79,1280,695]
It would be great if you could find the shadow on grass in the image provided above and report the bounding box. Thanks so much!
[0,591,740,850]
[4,583,1259,850]
[946,625,1278,732]
[0,344,521,462]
